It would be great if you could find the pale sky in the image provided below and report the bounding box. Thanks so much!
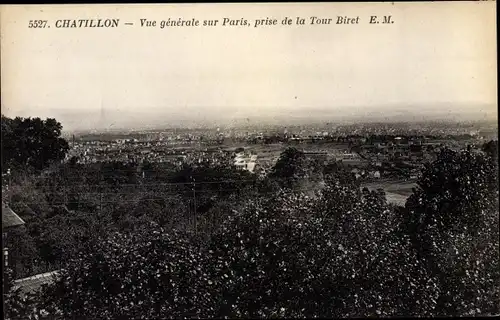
[1,2,497,131]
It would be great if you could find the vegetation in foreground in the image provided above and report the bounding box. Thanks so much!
[2,115,499,319]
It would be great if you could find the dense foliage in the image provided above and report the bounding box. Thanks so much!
[3,268,44,320]
[404,148,499,316]
[1,115,69,172]
[3,134,498,318]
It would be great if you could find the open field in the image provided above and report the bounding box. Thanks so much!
[362,179,417,195]
[361,179,418,205]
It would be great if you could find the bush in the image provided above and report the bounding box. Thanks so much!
[40,225,217,319]
[404,147,499,316]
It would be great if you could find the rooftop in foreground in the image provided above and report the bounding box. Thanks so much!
[12,270,61,296]
[2,202,25,230]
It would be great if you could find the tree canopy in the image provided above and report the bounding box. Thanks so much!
[3,133,498,318]
[1,115,69,172]
[404,147,499,316]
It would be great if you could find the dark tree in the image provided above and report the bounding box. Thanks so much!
[482,140,498,161]
[38,227,217,319]
[203,175,436,318]
[169,162,255,215]
[404,147,499,316]
[269,147,308,188]
[101,161,140,185]
[1,115,69,171]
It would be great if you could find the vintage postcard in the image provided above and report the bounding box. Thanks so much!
[1,2,498,318]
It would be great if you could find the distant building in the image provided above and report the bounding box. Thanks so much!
[336,152,357,160]
[234,153,258,173]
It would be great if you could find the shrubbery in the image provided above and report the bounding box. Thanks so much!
[3,144,498,318]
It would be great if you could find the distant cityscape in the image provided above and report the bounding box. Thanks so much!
[3,2,497,318]
[63,120,497,206]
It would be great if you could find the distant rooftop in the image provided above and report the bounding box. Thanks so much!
[2,202,25,230]
[384,192,409,206]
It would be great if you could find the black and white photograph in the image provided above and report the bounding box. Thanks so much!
[1,2,498,318]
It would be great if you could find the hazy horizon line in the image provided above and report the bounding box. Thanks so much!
[3,102,497,133]
[65,117,498,134]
